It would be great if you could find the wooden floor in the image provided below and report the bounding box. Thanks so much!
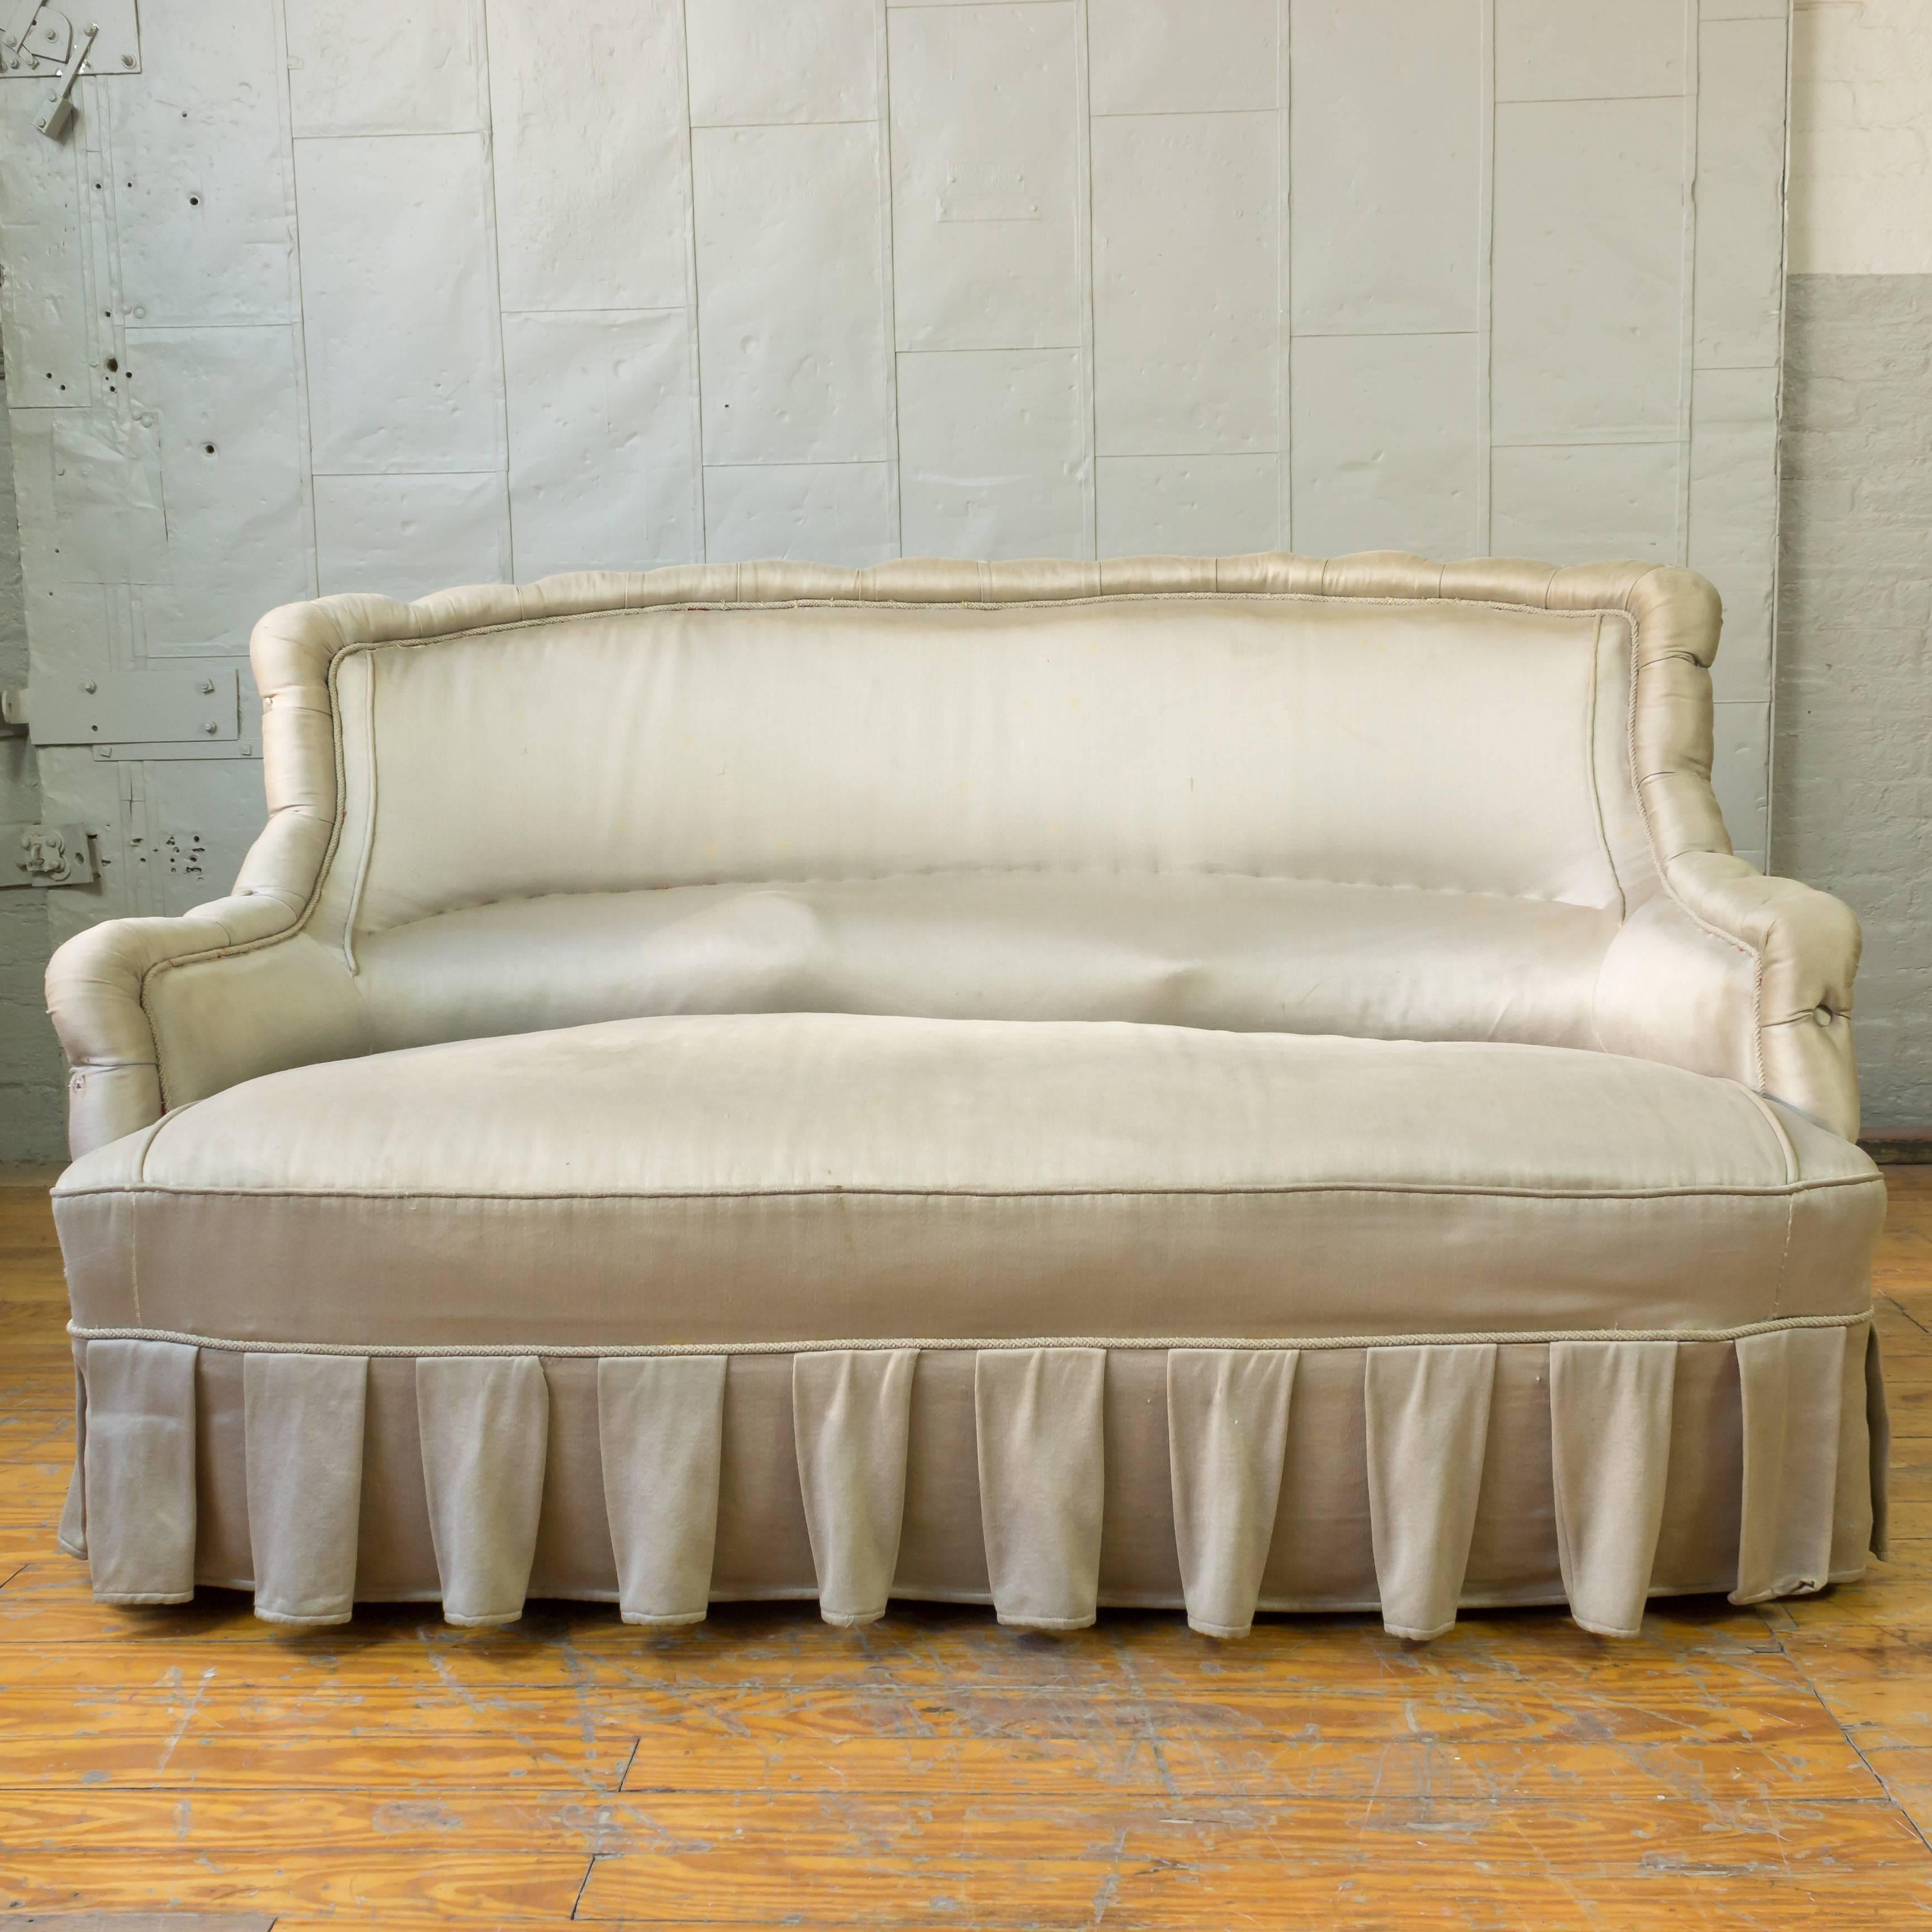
[2,1177,1931,1929]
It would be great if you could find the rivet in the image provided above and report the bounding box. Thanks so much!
[204,721,219,735]
[200,679,216,694]
[82,680,97,694]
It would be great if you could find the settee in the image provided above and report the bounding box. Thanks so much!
[45,552,1886,1640]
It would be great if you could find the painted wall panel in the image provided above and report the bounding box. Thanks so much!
[1096,454,1280,558]
[703,463,897,566]
[694,124,893,466]
[314,473,510,600]
[145,758,271,917]
[1490,442,1681,564]
[687,0,878,126]
[1689,366,1779,703]
[1290,334,1482,560]
[897,348,1087,558]
[888,3,1082,351]
[295,132,506,473]
[1694,16,1789,370]
[124,326,314,654]
[286,0,485,135]
[0,94,89,404]
[31,414,171,583]
[1494,0,1688,101]
[1087,0,1275,115]
[1491,97,1689,441]
[503,311,699,579]
[1091,112,1278,456]
[110,0,295,327]
[487,0,692,312]
[1290,0,1481,337]
[1710,698,1771,859]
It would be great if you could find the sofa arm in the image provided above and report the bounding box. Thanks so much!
[1595,854,1862,1143]
[46,894,371,1159]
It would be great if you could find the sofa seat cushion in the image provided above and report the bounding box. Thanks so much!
[55,1012,1882,1351]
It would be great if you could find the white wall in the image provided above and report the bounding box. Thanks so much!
[1776,0,1932,1135]
[1789,0,1932,273]
[0,1,1798,1150]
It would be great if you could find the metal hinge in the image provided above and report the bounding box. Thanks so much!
[1,1,139,88]
[4,822,100,888]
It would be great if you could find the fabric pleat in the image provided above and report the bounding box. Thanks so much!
[1830,1326,1878,1580]
[82,1338,199,1604]
[1167,1348,1296,1637]
[1549,1340,1677,1637]
[416,1356,549,1626]
[793,1349,918,1626]
[597,1355,728,1626]
[1364,1343,1498,1640]
[243,1352,369,1625]
[1866,1327,1890,1562]
[58,1337,87,1560]
[1732,1327,1846,1604]
[975,1347,1107,1629]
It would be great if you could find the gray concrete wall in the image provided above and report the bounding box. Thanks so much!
[0,368,65,1162]
[1775,274,1932,1137]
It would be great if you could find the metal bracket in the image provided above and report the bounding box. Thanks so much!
[5,822,99,888]
[34,15,92,138]
[10,668,240,746]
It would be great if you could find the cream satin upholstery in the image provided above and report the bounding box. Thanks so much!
[46,552,1862,1150]
[41,552,1883,1635]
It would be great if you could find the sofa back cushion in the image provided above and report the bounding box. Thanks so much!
[332,591,1646,948]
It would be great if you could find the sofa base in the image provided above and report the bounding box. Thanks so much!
[59,1323,1886,1640]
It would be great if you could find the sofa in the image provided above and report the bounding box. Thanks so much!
[44,552,1886,1641]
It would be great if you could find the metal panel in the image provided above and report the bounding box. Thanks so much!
[1494,0,1688,101]
[143,756,271,913]
[487,0,692,313]
[1091,112,1278,456]
[45,413,168,582]
[313,473,510,601]
[1096,454,1280,558]
[1087,0,1275,115]
[693,124,892,466]
[295,132,506,473]
[897,348,1087,559]
[888,2,1081,352]
[286,0,485,135]
[1290,334,1482,561]
[503,310,699,579]
[1290,0,1481,336]
[0,89,88,403]
[110,0,296,326]
[1710,698,1770,861]
[1491,98,1688,441]
[1689,366,1779,704]
[687,0,878,126]
[1694,15,1788,371]
[702,463,896,567]
[123,325,313,655]
[1490,442,1682,565]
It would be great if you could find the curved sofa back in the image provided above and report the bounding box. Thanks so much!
[61,551,1834,1158]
